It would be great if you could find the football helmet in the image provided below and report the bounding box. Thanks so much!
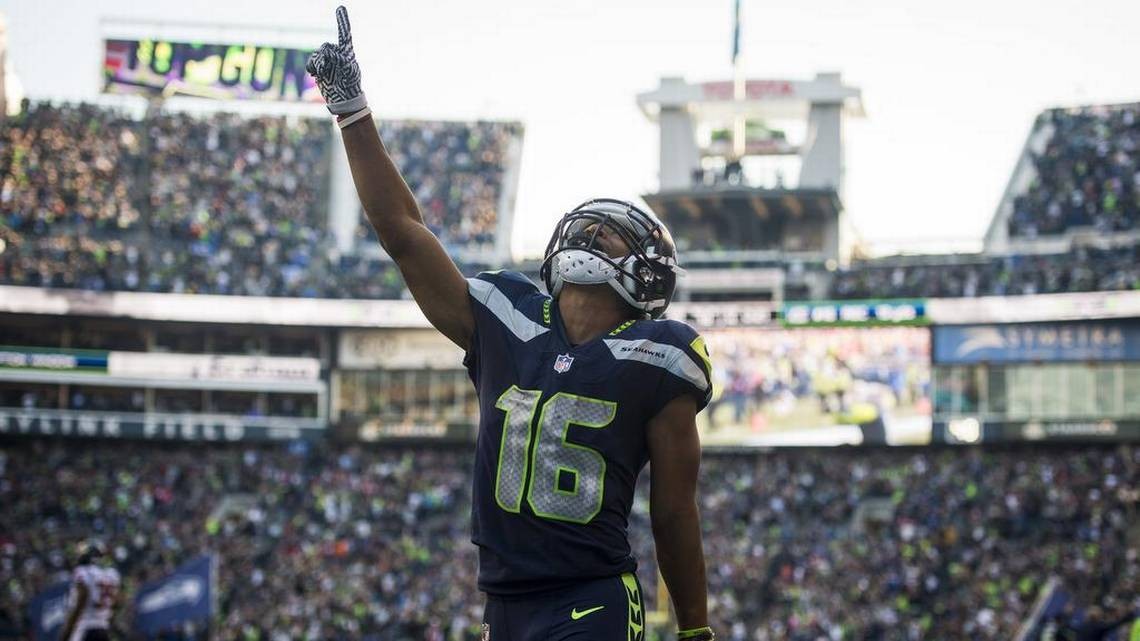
[75,539,107,565]
[540,198,683,319]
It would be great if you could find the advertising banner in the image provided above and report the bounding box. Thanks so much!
[933,321,1140,364]
[107,352,320,384]
[0,346,108,372]
[2,285,1138,328]
[339,329,465,370]
[781,300,929,327]
[0,285,432,328]
[927,289,1140,325]
[935,418,1140,444]
[668,301,775,328]
[104,39,319,102]
[134,555,215,636]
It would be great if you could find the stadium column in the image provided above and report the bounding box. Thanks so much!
[799,73,844,193]
[329,121,362,253]
[656,78,701,191]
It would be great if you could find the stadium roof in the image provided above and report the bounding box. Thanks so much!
[644,187,841,224]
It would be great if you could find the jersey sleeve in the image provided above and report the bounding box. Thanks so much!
[650,320,713,416]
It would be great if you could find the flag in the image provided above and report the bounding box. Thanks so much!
[732,0,742,65]
[133,555,216,636]
[27,581,70,641]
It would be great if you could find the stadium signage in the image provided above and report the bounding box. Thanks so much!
[4,286,1138,329]
[0,410,322,442]
[701,80,795,101]
[0,285,433,327]
[356,418,472,442]
[667,301,775,327]
[103,39,319,102]
[339,329,465,369]
[108,352,321,383]
[780,299,928,327]
[0,346,108,372]
[932,321,1140,364]
[935,419,1139,443]
[927,289,1140,324]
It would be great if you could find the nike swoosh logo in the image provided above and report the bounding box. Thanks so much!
[570,605,605,620]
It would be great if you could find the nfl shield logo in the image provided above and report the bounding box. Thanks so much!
[553,353,574,373]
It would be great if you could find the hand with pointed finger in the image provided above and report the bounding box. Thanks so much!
[306,6,368,115]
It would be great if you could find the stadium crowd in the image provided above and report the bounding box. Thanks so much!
[355,120,519,253]
[1,439,1135,641]
[142,110,336,298]
[6,103,1140,303]
[829,244,1140,300]
[1008,104,1140,238]
[691,447,1138,641]
[0,103,518,298]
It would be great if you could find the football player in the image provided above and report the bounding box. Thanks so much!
[61,541,120,641]
[308,8,715,641]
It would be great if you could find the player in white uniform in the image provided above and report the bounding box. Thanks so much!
[61,541,120,641]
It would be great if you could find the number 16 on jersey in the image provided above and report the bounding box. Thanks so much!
[493,386,616,524]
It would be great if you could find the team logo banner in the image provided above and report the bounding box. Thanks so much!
[27,581,69,641]
[133,555,216,635]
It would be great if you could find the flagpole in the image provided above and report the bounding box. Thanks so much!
[732,0,745,160]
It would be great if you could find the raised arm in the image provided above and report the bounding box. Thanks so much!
[308,7,473,350]
[647,394,714,640]
[60,581,88,641]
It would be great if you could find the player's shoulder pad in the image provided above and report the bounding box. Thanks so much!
[469,269,540,296]
[466,270,552,342]
[603,318,712,393]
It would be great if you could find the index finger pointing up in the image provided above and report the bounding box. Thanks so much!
[336,6,353,49]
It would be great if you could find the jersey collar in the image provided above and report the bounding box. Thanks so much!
[548,296,637,349]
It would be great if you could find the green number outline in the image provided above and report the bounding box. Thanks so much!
[553,465,579,496]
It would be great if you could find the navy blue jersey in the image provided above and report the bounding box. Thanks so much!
[464,271,711,595]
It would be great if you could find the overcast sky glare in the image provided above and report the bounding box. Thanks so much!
[2,0,1138,258]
